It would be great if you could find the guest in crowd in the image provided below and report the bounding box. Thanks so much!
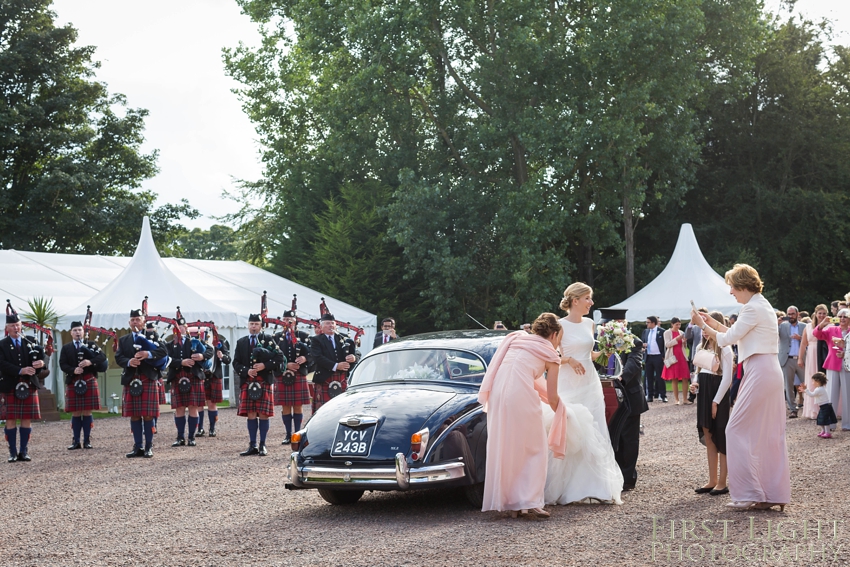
[812,308,850,432]
[691,311,733,497]
[798,304,829,420]
[778,306,805,418]
[479,313,563,518]
[373,318,399,348]
[798,372,837,438]
[641,317,666,402]
[696,263,790,511]
[662,318,690,404]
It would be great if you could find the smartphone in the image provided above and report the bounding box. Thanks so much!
[690,300,697,313]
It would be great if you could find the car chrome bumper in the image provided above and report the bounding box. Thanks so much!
[287,451,466,489]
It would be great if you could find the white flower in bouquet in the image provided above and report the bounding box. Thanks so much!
[391,362,441,381]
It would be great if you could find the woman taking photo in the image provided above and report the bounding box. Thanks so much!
[662,317,691,404]
[812,308,850,432]
[479,313,564,518]
[691,311,733,497]
[695,264,790,511]
[798,304,828,420]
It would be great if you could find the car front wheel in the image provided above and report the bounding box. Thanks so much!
[317,489,365,505]
[463,482,484,508]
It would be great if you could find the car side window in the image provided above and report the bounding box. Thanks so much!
[349,349,487,385]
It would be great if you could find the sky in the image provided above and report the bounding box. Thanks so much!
[50,1,850,231]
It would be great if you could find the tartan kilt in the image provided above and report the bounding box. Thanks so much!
[312,372,347,414]
[274,373,310,406]
[157,379,167,405]
[122,378,161,418]
[237,382,274,417]
[204,376,224,403]
[170,371,205,408]
[64,373,101,412]
[4,384,41,421]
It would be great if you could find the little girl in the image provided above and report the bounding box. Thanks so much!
[799,373,837,438]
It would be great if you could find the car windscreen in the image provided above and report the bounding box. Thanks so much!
[349,348,487,386]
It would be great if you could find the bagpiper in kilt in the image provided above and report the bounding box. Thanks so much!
[233,314,284,456]
[273,310,311,445]
[198,336,229,438]
[59,320,109,450]
[310,313,356,415]
[116,309,168,458]
[166,318,213,447]
[0,311,46,462]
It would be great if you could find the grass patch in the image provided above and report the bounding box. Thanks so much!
[58,411,122,421]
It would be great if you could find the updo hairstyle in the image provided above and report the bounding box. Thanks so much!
[559,282,592,313]
[724,264,764,294]
[531,313,561,339]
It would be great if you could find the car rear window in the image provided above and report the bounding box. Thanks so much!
[349,349,487,385]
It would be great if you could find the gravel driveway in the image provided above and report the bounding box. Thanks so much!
[1,402,847,567]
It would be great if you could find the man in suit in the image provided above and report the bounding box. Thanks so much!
[641,316,667,403]
[615,338,648,491]
[233,314,283,456]
[59,321,108,450]
[273,310,311,445]
[312,313,357,414]
[373,317,399,348]
[166,318,213,447]
[116,309,168,458]
[778,306,805,418]
[0,311,45,462]
[198,334,230,438]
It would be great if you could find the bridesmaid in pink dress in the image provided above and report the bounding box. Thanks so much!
[479,313,565,518]
[798,306,828,420]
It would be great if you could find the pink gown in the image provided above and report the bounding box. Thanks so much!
[662,330,690,380]
[478,332,564,512]
[801,323,820,420]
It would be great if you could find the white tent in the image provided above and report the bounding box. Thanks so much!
[603,224,740,322]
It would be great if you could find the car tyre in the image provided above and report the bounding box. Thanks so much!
[463,482,485,508]
[317,489,365,505]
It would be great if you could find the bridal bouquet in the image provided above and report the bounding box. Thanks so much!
[391,363,441,381]
[595,320,636,365]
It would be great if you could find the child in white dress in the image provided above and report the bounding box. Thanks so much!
[799,372,837,438]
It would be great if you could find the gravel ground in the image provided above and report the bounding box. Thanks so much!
[1,402,848,567]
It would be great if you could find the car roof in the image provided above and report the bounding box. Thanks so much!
[368,329,509,364]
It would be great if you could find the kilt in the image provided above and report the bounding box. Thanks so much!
[170,371,205,408]
[4,384,41,421]
[204,376,224,403]
[122,378,161,418]
[312,372,347,414]
[274,373,310,406]
[64,373,101,413]
[157,379,167,405]
[237,382,274,417]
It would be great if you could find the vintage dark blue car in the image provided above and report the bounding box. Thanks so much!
[286,330,507,505]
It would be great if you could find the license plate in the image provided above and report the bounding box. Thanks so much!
[331,425,376,457]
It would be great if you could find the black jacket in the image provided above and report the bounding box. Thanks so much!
[115,332,168,385]
[207,338,231,380]
[232,333,284,386]
[373,333,399,349]
[272,330,311,376]
[59,340,109,385]
[311,332,355,384]
[166,337,214,382]
[0,335,45,392]
[619,342,649,416]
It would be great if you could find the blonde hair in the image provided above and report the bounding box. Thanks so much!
[531,313,561,338]
[559,282,592,313]
[724,264,764,294]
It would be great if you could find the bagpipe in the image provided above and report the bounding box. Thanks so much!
[84,305,118,352]
[261,292,310,385]
[259,291,364,344]
[175,307,216,374]
[245,334,281,400]
[6,300,51,391]
[319,297,364,344]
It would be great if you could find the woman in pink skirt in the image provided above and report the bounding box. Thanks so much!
[798,304,828,420]
[479,313,565,518]
[662,318,691,404]
[696,264,791,511]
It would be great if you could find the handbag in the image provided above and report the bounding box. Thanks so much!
[663,353,678,368]
[693,349,720,374]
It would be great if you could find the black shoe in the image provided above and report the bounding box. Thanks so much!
[709,487,729,496]
[8,454,17,463]
[196,428,205,437]
[208,428,217,438]
[240,445,259,456]
[143,448,154,458]
[126,448,145,458]
[17,452,31,462]
[281,434,290,445]
[83,442,92,449]
[622,483,636,491]
[187,438,197,446]
[67,441,82,450]
[172,438,186,447]
[694,486,715,494]
[258,444,268,456]
[789,411,798,419]
[647,398,654,403]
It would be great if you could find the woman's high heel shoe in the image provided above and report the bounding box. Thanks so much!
[752,502,786,512]
[529,507,550,518]
[725,501,756,510]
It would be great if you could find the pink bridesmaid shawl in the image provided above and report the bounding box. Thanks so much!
[478,331,568,458]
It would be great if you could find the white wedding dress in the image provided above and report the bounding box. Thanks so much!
[542,317,623,505]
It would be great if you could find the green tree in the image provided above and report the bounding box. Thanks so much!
[0,0,195,255]
[165,224,242,260]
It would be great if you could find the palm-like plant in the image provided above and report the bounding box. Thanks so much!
[21,296,61,344]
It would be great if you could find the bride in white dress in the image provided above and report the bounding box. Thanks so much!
[542,283,623,505]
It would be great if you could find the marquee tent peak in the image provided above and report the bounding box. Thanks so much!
[603,223,739,322]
